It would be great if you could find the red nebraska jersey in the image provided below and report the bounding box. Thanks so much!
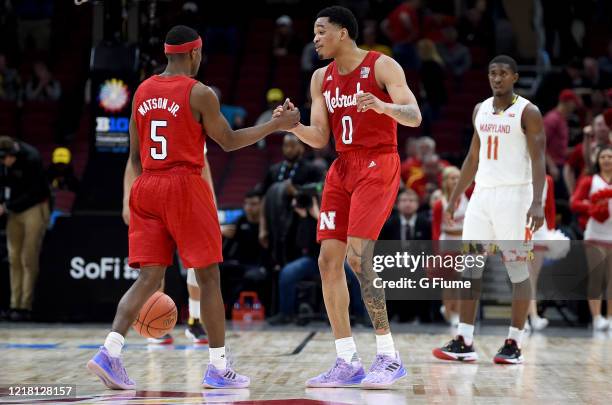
[321,51,397,153]
[133,75,205,171]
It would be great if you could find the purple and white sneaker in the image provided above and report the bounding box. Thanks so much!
[306,357,365,388]
[86,346,136,390]
[202,364,250,389]
[361,351,407,389]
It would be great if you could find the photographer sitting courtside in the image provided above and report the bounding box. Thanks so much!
[0,136,51,321]
[268,194,365,325]
[259,133,322,266]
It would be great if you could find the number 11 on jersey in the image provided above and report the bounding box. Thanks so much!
[486,135,498,160]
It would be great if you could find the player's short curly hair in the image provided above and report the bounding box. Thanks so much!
[316,6,358,41]
[489,55,518,73]
[165,25,199,45]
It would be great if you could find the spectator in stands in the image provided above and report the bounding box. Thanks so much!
[381,0,422,69]
[404,137,419,163]
[0,53,21,101]
[220,189,268,317]
[210,86,246,129]
[47,147,79,192]
[544,89,581,199]
[401,136,449,185]
[15,0,53,52]
[598,39,612,77]
[381,188,431,241]
[437,27,471,85]
[25,61,61,101]
[570,145,612,331]
[583,57,611,90]
[272,15,301,57]
[431,166,466,327]
[418,39,447,135]
[359,23,392,57]
[268,195,364,325]
[259,133,322,267]
[256,88,284,126]
[456,0,492,51]
[564,114,611,195]
[407,153,444,207]
[0,136,50,322]
[535,59,585,113]
[528,174,558,331]
[380,188,432,321]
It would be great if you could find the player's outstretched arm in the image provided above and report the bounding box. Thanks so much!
[524,103,547,231]
[121,114,142,225]
[193,83,300,152]
[275,68,330,149]
[356,55,421,127]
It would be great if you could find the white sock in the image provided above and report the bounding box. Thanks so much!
[104,332,124,358]
[375,333,396,357]
[335,337,357,363]
[457,323,474,346]
[189,298,200,319]
[209,346,227,370]
[508,326,524,347]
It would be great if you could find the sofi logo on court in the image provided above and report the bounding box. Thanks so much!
[69,257,139,280]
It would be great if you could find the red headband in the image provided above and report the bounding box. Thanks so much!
[164,37,202,54]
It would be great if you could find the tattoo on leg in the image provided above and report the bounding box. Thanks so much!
[348,242,390,332]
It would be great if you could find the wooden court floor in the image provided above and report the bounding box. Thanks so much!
[0,323,611,404]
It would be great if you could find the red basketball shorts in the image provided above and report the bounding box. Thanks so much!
[128,167,222,269]
[317,150,400,242]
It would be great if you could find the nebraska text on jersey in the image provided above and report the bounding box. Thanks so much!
[137,97,180,117]
[323,82,362,113]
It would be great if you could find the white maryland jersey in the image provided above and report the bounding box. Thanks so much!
[474,95,532,188]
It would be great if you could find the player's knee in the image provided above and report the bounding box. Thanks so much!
[346,254,362,274]
[194,265,220,287]
[318,257,344,282]
[137,269,164,289]
[318,252,339,272]
[505,261,530,283]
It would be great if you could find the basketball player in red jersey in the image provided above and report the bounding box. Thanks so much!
[274,7,421,388]
[122,153,214,346]
[87,25,299,390]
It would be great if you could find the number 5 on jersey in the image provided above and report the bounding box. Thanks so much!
[486,135,498,160]
[150,120,167,160]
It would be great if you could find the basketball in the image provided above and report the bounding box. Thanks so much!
[132,291,177,338]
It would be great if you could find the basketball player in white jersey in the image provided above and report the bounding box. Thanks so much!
[432,55,546,364]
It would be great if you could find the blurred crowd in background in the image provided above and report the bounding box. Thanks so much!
[0,0,611,328]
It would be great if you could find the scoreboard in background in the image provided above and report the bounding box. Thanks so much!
[94,77,132,152]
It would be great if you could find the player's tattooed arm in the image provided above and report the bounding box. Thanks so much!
[373,55,422,127]
[385,104,422,126]
[348,243,391,333]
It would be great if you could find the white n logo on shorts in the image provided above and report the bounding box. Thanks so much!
[319,211,336,230]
